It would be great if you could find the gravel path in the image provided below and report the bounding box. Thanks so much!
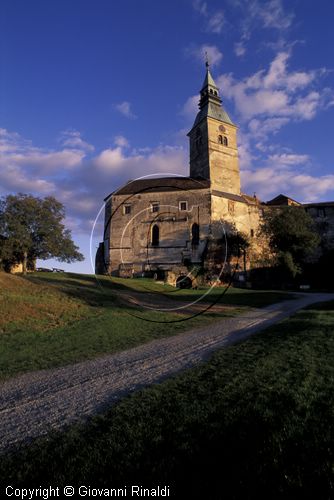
[0,292,333,453]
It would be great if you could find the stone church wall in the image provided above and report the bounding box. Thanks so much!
[105,188,212,276]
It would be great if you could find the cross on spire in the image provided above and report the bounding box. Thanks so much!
[205,51,210,69]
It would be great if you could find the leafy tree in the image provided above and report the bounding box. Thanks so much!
[202,221,250,280]
[259,206,320,278]
[0,194,84,274]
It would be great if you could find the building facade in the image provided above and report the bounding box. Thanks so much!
[96,64,334,284]
[96,64,264,283]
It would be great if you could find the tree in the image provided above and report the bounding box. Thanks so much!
[259,206,320,279]
[0,194,84,274]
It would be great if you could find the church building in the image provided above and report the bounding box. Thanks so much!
[96,63,264,283]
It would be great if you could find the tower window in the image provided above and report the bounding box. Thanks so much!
[123,204,131,215]
[223,136,228,146]
[179,201,188,211]
[151,224,159,246]
[191,223,200,246]
[218,135,223,144]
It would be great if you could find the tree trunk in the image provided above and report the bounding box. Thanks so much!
[22,251,28,275]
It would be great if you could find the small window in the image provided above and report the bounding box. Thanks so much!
[151,224,159,246]
[151,202,159,213]
[250,229,254,238]
[218,135,223,144]
[223,136,228,146]
[179,201,188,211]
[123,204,131,215]
[228,200,235,215]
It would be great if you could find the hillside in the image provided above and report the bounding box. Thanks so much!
[0,271,292,380]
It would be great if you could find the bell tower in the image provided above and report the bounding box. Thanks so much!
[187,62,241,195]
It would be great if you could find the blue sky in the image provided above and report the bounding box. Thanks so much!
[1,0,334,273]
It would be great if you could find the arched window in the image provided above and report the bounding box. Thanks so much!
[192,223,200,246]
[218,135,223,144]
[223,136,228,146]
[152,224,159,246]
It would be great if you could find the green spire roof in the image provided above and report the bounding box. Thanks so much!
[189,64,235,131]
[201,68,218,91]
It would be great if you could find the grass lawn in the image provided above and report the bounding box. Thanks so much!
[0,272,293,380]
[1,301,333,498]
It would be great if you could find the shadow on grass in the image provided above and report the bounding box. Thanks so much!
[25,273,118,307]
[25,273,295,311]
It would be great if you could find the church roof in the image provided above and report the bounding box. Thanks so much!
[201,68,218,90]
[212,190,258,205]
[266,194,301,206]
[106,177,210,199]
[192,101,235,128]
[303,201,334,207]
[189,66,235,132]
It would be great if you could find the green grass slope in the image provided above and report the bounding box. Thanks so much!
[0,272,292,380]
[1,301,333,498]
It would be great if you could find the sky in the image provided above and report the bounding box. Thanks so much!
[1,0,334,273]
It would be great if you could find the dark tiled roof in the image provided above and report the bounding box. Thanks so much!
[211,190,258,204]
[265,194,301,206]
[191,102,235,130]
[303,201,334,207]
[105,177,210,199]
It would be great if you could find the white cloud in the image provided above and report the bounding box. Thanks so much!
[248,117,290,137]
[231,0,295,58]
[192,1,225,34]
[115,101,137,119]
[234,42,246,57]
[267,153,310,166]
[218,52,330,121]
[241,161,334,203]
[94,145,187,180]
[114,135,129,148]
[180,95,199,120]
[207,11,224,33]
[185,44,223,68]
[0,128,85,175]
[60,130,95,152]
[94,147,126,171]
[0,127,189,233]
[237,130,254,169]
[192,0,207,16]
[258,0,294,30]
[0,164,55,194]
